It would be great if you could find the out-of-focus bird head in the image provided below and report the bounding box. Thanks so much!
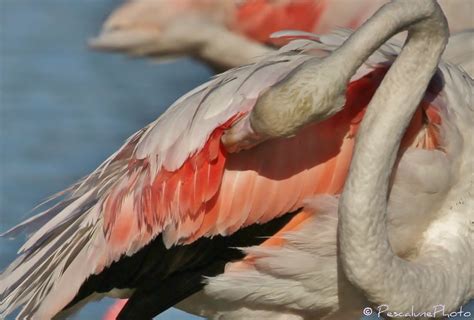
[89,0,234,59]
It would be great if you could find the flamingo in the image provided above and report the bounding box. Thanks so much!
[94,0,474,317]
[89,0,474,71]
[1,0,473,319]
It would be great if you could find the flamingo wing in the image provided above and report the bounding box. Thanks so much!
[0,37,317,319]
[102,29,449,318]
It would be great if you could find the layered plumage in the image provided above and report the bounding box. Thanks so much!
[178,30,474,319]
[199,61,473,320]
[2,20,469,318]
[196,1,472,317]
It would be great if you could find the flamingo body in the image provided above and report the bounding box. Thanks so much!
[0,26,457,319]
[95,1,472,318]
[178,33,471,319]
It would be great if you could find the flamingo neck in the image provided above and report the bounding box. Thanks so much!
[196,24,271,71]
[336,0,450,312]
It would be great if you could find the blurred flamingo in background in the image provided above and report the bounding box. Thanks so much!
[1,1,472,319]
[90,0,473,72]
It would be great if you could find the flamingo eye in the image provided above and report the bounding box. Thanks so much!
[104,24,125,32]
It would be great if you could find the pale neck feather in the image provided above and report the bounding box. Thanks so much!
[334,0,462,313]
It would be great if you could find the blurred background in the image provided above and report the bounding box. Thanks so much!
[0,1,472,319]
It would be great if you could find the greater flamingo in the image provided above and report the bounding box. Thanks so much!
[1,0,472,319]
[89,0,473,71]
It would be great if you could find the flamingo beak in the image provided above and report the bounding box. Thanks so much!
[88,28,159,55]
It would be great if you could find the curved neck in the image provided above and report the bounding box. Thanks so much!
[245,1,445,142]
[332,0,444,78]
[337,0,457,312]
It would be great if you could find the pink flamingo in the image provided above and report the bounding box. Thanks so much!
[1,1,472,319]
[90,0,473,70]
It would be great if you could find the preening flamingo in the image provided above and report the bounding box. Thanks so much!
[90,0,474,71]
[0,0,473,319]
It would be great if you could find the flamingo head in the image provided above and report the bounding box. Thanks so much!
[89,0,234,59]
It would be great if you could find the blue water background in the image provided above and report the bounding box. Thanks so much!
[0,1,472,319]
